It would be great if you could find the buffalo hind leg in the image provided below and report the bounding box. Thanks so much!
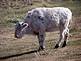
[54,29,63,49]
[59,28,69,48]
[62,28,69,47]
[54,26,69,48]
[54,25,64,49]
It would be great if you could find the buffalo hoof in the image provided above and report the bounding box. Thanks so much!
[54,44,59,49]
[38,46,45,51]
[62,41,67,48]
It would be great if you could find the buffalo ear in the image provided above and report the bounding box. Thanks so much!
[15,22,21,29]
[17,22,21,26]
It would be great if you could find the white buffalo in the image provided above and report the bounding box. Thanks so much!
[15,7,72,50]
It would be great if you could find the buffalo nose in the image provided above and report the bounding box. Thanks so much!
[15,34,21,38]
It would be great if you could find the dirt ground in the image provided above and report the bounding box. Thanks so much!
[0,27,81,61]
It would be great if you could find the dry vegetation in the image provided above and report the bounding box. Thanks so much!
[0,0,81,61]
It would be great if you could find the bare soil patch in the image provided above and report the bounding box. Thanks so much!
[0,27,81,61]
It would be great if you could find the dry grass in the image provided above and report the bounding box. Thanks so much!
[0,25,81,61]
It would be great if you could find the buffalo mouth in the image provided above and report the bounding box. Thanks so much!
[15,34,22,39]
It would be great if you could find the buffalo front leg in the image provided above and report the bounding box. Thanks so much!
[37,34,45,50]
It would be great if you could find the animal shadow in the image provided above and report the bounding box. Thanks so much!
[0,49,39,60]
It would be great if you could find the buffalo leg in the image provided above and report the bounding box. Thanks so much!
[54,30,63,48]
[62,28,69,47]
[37,34,45,50]
[59,26,69,48]
[54,24,63,48]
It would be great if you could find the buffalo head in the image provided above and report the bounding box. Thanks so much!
[15,22,28,38]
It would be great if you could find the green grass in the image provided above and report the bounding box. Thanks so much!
[0,1,81,27]
[68,39,81,46]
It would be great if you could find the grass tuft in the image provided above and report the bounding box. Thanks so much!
[68,39,81,46]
